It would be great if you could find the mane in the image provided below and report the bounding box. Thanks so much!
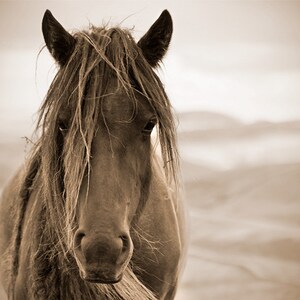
[9,25,179,299]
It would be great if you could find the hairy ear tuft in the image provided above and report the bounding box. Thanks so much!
[42,9,76,66]
[138,10,173,68]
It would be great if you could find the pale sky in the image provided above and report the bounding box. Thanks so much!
[1,0,300,127]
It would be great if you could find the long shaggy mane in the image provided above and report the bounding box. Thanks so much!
[9,25,178,299]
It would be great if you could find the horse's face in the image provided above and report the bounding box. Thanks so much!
[74,88,155,283]
[42,10,173,283]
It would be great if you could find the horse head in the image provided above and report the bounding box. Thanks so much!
[41,10,174,284]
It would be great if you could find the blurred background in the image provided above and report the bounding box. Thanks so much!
[1,1,300,299]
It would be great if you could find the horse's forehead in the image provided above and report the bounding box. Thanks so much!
[102,91,133,118]
[101,89,154,123]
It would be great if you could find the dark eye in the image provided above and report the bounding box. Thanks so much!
[142,118,157,135]
[58,120,68,133]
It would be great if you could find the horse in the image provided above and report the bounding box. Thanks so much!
[0,9,185,300]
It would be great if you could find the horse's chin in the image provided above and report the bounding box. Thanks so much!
[83,274,123,284]
[79,267,124,284]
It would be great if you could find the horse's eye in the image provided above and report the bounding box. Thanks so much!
[142,118,157,135]
[58,121,68,133]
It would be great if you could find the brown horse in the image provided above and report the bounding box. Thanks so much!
[0,9,185,300]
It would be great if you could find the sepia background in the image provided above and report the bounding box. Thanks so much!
[1,1,300,299]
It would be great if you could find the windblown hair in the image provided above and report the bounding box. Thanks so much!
[9,25,178,299]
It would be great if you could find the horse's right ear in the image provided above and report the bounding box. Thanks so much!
[42,10,76,66]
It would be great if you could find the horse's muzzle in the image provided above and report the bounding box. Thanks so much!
[74,229,132,283]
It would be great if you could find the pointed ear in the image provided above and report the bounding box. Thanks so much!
[42,10,76,66]
[137,10,173,68]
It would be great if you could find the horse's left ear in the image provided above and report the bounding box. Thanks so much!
[138,10,173,68]
[42,9,76,66]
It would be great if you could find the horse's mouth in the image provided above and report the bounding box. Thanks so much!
[84,275,122,284]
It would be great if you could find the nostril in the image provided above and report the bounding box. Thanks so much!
[119,234,129,253]
[74,230,86,250]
